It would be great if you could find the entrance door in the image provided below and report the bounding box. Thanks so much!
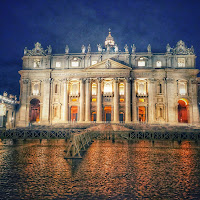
[91,112,96,121]
[178,99,188,123]
[71,106,78,122]
[30,99,40,122]
[119,112,124,122]
[104,106,111,122]
[139,106,146,122]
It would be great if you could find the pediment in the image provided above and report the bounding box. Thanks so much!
[85,58,132,71]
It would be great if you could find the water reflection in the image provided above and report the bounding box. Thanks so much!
[0,139,200,199]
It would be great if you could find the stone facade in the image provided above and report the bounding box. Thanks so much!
[17,31,199,127]
[0,92,18,129]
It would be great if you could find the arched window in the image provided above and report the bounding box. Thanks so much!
[92,83,97,95]
[119,83,124,95]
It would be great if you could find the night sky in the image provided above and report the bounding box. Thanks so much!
[1,0,200,97]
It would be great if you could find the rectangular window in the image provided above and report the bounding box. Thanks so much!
[178,58,185,67]
[138,61,145,67]
[139,98,145,102]
[72,61,79,67]
[179,82,187,95]
[56,62,61,68]
[92,98,96,102]
[156,61,162,67]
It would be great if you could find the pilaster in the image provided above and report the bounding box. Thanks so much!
[85,78,91,122]
[114,78,119,122]
[97,78,102,122]
[79,78,85,122]
[125,78,131,122]
[132,79,137,122]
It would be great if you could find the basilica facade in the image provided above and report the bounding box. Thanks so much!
[17,31,199,127]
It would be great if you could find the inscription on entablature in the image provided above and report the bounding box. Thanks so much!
[134,72,151,77]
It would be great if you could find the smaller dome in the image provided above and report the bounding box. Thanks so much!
[105,29,115,47]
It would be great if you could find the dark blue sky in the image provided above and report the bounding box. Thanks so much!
[0,0,200,96]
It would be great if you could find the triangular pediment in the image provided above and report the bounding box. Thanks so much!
[85,58,132,71]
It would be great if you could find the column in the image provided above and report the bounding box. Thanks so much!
[114,78,119,122]
[85,78,91,122]
[62,79,69,122]
[97,78,102,122]
[125,78,131,122]
[148,78,155,123]
[79,78,85,122]
[132,79,137,122]
[191,79,199,124]
[42,78,51,123]
[166,78,176,123]
[18,79,29,126]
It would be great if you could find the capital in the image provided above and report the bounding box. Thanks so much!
[114,77,119,83]
[22,79,29,84]
[86,78,91,83]
[80,78,85,83]
[97,77,102,83]
[44,78,53,83]
[125,77,131,83]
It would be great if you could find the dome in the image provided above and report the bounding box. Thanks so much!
[105,29,115,47]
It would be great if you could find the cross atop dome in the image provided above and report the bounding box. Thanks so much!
[105,28,115,47]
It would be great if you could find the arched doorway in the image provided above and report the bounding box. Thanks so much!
[178,99,189,123]
[139,106,146,122]
[29,99,40,122]
[119,112,124,122]
[104,106,111,122]
[71,106,78,122]
[91,112,96,122]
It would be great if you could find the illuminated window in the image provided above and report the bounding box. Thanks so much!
[32,84,39,95]
[71,83,79,95]
[33,59,41,68]
[156,61,162,67]
[119,83,124,95]
[178,58,185,67]
[139,98,145,102]
[72,61,79,67]
[92,83,97,95]
[179,82,186,95]
[72,98,77,102]
[56,62,61,68]
[138,60,145,67]
[138,83,146,95]
[120,98,124,102]
[92,61,97,65]
[92,98,96,102]
[104,81,112,94]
